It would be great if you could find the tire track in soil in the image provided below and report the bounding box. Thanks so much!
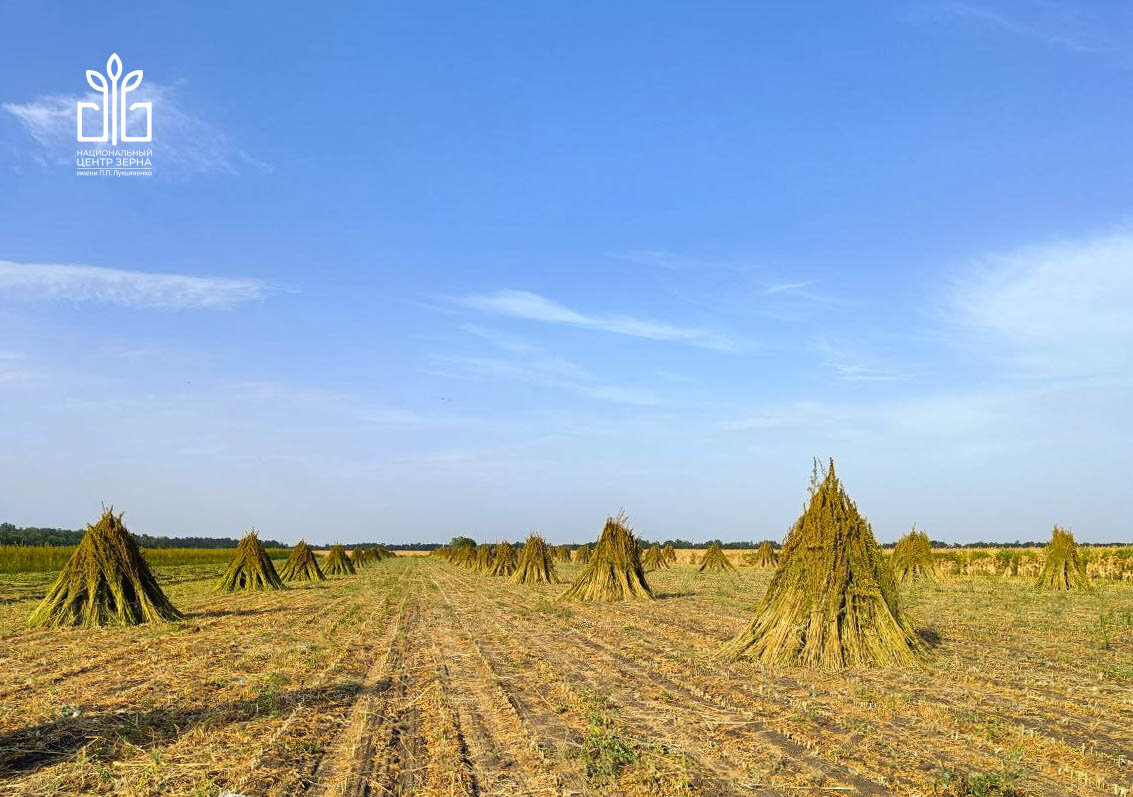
[230,572,412,796]
[558,593,1106,797]
[427,572,591,797]
[435,563,1092,797]
[574,583,1130,786]
[429,567,761,797]
[629,597,1132,760]
[310,586,424,797]
[657,581,1132,739]
[420,629,479,796]
[449,565,1120,797]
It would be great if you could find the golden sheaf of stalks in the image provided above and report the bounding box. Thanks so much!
[721,460,925,669]
[279,539,326,582]
[662,543,677,564]
[28,508,182,628]
[474,544,495,574]
[573,543,591,564]
[743,541,778,568]
[1036,526,1090,591]
[642,545,668,571]
[323,543,356,576]
[561,513,654,602]
[699,541,735,572]
[553,544,573,563]
[215,531,285,592]
[487,541,519,577]
[452,543,477,568]
[350,546,378,568]
[891,527,939,584]
[511,534,559,584]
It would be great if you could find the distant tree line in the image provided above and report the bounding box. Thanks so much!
[0,523,286,549]
[639,539,777,550]
[352,541,442,551]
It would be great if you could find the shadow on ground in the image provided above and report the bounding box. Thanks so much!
[0,682,365,779]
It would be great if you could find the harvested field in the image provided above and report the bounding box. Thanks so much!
[0,556,1130,796]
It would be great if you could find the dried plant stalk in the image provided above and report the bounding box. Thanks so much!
[743,541,778,568]
[721,461,925,669]
[511,534,559,584]
[487,541,518,577]
[698,541,735,572]
[642,545,668,571]
[323,543,356,576]
[1036,526,1089,591]
[216,531,285,592]
[561,513,654,602]
[29,509,182,628]
[279,540,326,582]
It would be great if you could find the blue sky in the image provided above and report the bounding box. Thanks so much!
[1,1,1131,544]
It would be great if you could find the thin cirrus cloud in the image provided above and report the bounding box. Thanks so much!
[457,289,746,352]
[3,81,265,175]
[0,260,270,309]
[763,280,814,295]
[911,2,1109,56]
[949,228,1133,376]
[430,352,665,407]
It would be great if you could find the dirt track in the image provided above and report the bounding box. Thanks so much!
[0,557,1130,796]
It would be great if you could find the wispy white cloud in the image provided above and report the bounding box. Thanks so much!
[912,2,1113,56]
[0,260,270,308]
[431,353,664,406]
[458,289,745,352]
[764,280,814,295]
[814,339,910,382]
[441,323,667,405]
[3,81,265,175]
[950,229,1133,376]
[460,324,539,354]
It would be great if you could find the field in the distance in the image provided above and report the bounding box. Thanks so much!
[0,554,1130,796]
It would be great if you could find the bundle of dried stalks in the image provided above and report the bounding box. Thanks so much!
[561,513,654,602]
[474,544,495,573]
[662,543,677,565]
[995,549,1021,578]
[323,543,356,576]
[573,543,591,564]
[29,508,182,628]
[1036,526,1089,591]
[891,527,939,584]
[641,545,667,571]
[743,541,778,568]
[553,544,573,563]
[350,547,375,569]
[720,460,925,669]
[511,534,559,584]
[216,531,285,592]
[488,541,519,577]
[698,541,735,572]
[279,540,326,582]
[450,542,476,568]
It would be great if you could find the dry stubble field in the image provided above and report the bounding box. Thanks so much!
[0,555,1130,796]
